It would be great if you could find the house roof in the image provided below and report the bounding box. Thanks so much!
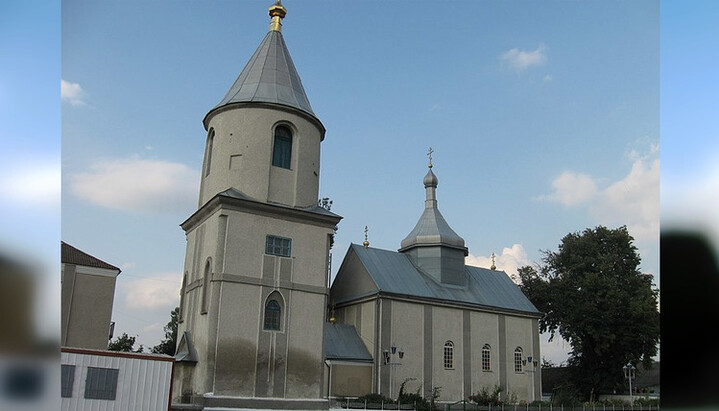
[336,244,540,316]
[61,242,120,272]
[324,323,373,362]
[204,28,317,127]
[635,361,660,389]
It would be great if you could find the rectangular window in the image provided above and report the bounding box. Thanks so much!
[272,127,292,169]
[266,235,291,257]
[84,367,119,400]
[61,365,75,398]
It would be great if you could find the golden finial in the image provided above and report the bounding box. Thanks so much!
[363,225,370,248]
[427,147,434,169]
[490,252,497,270]
[268,0,287,32]
[329,301,336,324]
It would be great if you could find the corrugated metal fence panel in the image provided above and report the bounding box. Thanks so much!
[61,350,173,411]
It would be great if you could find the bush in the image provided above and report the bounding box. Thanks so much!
[634,397,660,406]
[469,385,503,406]
[357,393,395,405]
[551,384,581,406]
[397,379,439,411]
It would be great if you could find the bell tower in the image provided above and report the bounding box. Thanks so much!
[198,0,325,209]
[173,2,341,409]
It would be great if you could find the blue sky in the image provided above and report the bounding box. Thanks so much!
[58,0,660,363]
[7,0,702,366]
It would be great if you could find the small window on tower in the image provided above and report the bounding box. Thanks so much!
[205,128,215,177]
[272,126,292,169]
[266,235,291,257]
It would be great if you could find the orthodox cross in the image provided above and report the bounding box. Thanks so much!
[363,225,370,248]
[427,147,434,168]
[490,252,497,270]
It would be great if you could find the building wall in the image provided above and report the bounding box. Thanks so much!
[337,300,376,360]
[61,264,117,350]
[329,363,373,397]
[338,296,540,404]
[175,201,335,402]
[469,311,501,394]
[503,315,540,402]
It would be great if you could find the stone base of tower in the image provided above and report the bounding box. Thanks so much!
[172,395,329,410]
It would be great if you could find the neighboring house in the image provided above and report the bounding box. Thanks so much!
[61,347,174,411]
[61,241,121,350]
[542,363,660,402]
[634,361,660,395]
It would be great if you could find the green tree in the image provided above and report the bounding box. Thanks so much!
[108,332,144,353]
[151,307,179,356]
[518,226,659,402]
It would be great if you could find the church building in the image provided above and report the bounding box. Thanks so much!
[327,163,542,403]
[172,2,541,409]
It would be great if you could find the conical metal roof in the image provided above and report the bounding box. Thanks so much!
[204,28,317,126]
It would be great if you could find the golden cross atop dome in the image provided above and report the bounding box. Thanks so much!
[363,225,370,248]
[490,252,497,270]
[427,147,434,168]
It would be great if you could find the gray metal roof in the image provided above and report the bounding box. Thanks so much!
[324,323,373,362]
[345,244,541,316]
[400,168,467,253]
[208,29,316,121]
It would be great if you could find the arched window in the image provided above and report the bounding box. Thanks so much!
[443,341,454,369]
[482,344,491,371]
[204,128,215,177]
[272,125,292,169]
[514,347,523,373]
[264,299,282,331]
[201,259,211,314]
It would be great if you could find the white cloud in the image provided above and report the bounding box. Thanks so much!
[123,272,181,310]
[466,243,533,282]
[499,44,548,71]
[590,157,659,244]
[536,146,659,246]
[68,157,199,213]
[535,171,598,206]
[61,79,87,106]
[143,322,164,333]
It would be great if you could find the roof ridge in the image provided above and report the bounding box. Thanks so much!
[61,241,121,272]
